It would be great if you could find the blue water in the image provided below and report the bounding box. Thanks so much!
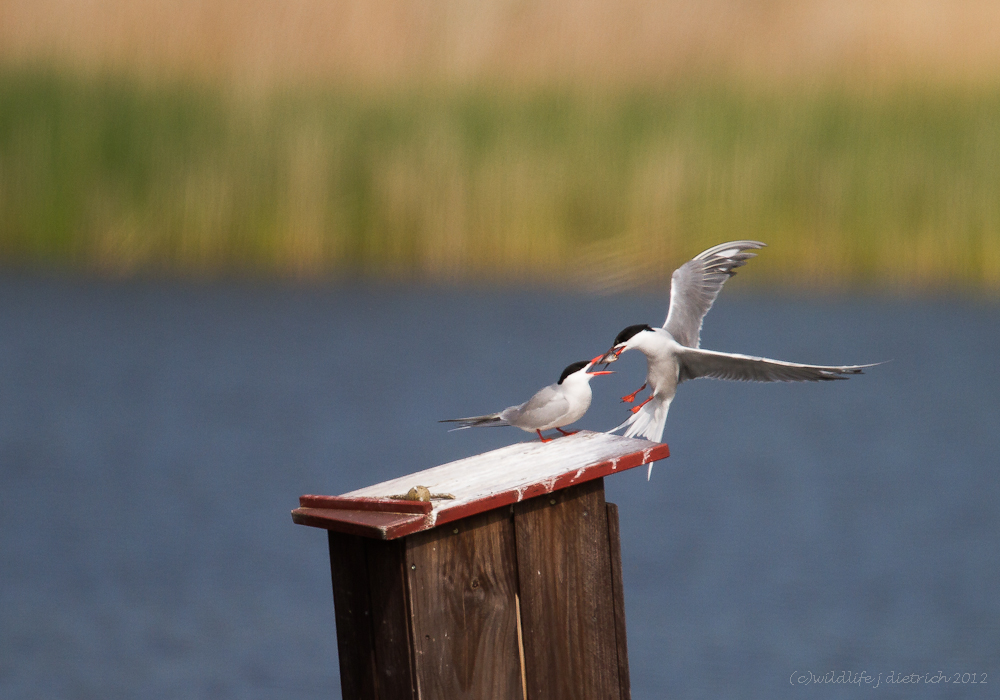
[1,276,997,699]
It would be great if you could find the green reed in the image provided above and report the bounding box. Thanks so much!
[2,69,999,291]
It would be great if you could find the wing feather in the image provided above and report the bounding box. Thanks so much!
[663,241,766,347]
[676,347,877,383]
[503,385,570,430]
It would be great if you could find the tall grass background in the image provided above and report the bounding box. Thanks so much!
[3,1,1000,291]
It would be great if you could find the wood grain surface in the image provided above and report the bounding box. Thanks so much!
[365,538,418,699]
[324,479,634,699]
[328,532,380,700]
[514,479,621,699]
[606,502,631,700]
[406,507,524,699]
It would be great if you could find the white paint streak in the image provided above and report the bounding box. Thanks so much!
[342,431,665,523]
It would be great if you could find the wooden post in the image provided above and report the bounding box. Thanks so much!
[292,430,668,700]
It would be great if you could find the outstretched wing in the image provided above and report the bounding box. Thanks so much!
[676,346,877,383]
[663,241,766,348]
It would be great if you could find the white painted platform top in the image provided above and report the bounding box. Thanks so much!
[342,430,665,527]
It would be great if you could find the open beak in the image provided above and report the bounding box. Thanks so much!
[598,345,625,366]
[586,353,615,376]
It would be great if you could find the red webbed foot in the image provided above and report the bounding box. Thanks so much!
[621,383,647,403]
[630,395,653,414]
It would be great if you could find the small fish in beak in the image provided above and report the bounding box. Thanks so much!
[599,346,625,366]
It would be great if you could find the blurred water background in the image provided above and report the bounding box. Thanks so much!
[1,278,997,699]
[2,1,1000,698]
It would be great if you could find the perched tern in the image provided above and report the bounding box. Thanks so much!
[600,241,876,477]
[441,355,613,442]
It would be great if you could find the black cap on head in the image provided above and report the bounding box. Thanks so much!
[613,324,654,347]
[558,360,590,384]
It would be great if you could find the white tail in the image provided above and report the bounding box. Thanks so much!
[607,396,672,479]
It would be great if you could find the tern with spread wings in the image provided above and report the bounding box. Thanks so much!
[600,241,876,476]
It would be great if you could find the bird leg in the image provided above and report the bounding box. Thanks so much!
[630,394,653,414]
[621,383,647,403]
[556,428,578,436]
[536,429,553,443]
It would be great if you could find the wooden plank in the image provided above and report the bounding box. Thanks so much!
[605,503,631,700]
[292,507,426,540]
[327,532,379,700]
[366,539,418,699]
[322,431,668,541]
[514,479,621,700]
[301,494,432,514]
[405,507,524,700]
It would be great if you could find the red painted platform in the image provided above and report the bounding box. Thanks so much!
[292,430,668,540]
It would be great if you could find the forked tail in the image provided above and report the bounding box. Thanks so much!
[439,413,507,431]
[607,395,672,479]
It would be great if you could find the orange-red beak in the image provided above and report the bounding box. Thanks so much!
[587,353,615,375]
[598,346,624,365]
